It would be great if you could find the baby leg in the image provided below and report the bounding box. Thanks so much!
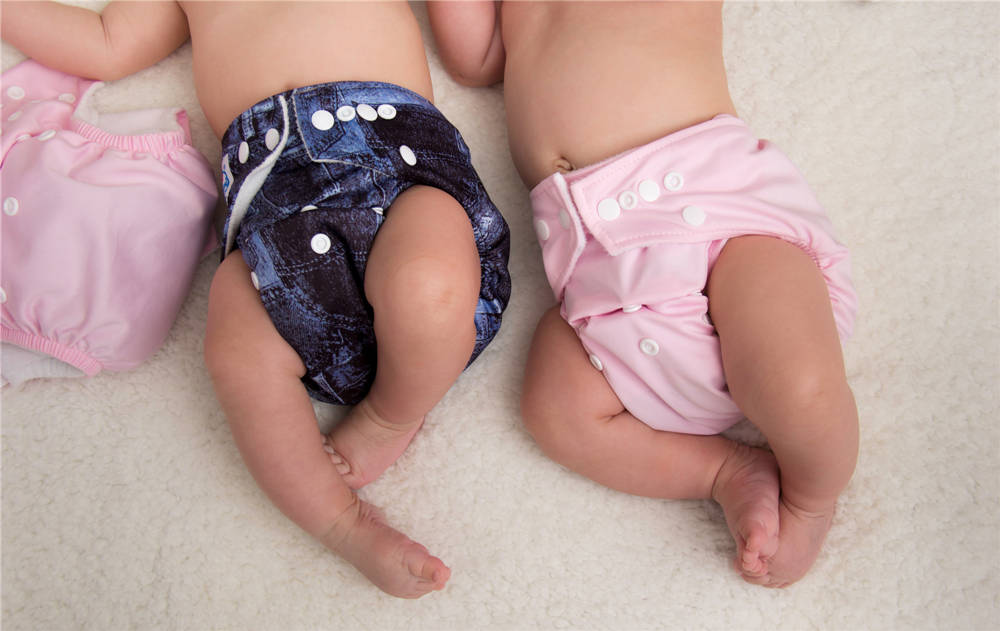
[708,235,859,588]
[521,307,780,573]
[205,253,449,597]
[325,185,481,488]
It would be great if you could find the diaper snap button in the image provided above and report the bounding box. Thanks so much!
[399,145,417,166]
[311,109,335,131]
[6,86,25,100]
[265,128,280,150]
[3,197,19,216]
[664,172,684,191]
[597,198,621,221]
[638,179,660,202]
[589,353,604,371]
[311,233,332,254]
[639,338,660,356]
[377,104,397,120]
[372,207,384,215]
[7,111,22,122]
[618,191,638,210]
[238,141,250,164]
[301,205,318,212]
[534,218,550,241]
[38,129,56,141]
[250,272,260,290]
[682,205,706,226]
[0,287,6,303]
[336,105,356,122]
[622,304,641,313]
[356,104,378,121]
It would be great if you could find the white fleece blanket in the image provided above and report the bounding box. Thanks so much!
[2,3,998,629]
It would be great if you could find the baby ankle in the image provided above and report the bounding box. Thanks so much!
[317,493,363,552]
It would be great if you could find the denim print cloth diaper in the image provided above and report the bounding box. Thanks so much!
[220,81,511,405]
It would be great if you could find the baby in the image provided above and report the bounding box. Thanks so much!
[3,1,512,598]
[429,1,859,587]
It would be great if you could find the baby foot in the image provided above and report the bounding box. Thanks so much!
[324,399,424,489]
[740,498,835,588]
[323,497,450,598]
[712,444,781,578]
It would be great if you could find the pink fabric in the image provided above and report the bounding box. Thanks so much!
[530,115,857,435]
[1,60,218,377]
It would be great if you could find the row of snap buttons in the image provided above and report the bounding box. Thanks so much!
[534,170,703,243]
[596,171,693,222]
[587,336,661,372]
[5,87,77,107]
[311,103,396,131]
[1,84,69,305]
[587,335,661,373]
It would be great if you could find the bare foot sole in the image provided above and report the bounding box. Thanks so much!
[712,444,781,578]
[740,498,835,588]
[323,498,450,598]
[323,398,424,489]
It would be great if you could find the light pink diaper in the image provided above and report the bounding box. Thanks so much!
[530,115,857,435]
[1,60,218,385]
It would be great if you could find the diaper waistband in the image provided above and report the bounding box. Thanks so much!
[529,115,845,302]
[222,80,436,150]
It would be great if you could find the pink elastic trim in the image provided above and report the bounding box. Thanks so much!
[1,326,103,376]
[68,112,189,157]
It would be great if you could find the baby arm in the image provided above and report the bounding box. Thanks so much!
[426,0,504,86]
[0,1,188,80]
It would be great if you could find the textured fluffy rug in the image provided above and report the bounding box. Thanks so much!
[3,2,998,629]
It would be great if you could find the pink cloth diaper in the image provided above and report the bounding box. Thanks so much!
[1,60,218,385]
[530,115,857,435]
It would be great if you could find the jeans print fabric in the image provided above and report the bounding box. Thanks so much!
[220,81,511,405]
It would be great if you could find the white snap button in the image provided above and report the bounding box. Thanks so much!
[0,287,6,303]
[682,205,706,226]
[618,191,638,210]
[399,145,417,166]
[38,129,56,141]
[589,354,604,371]
[58,93,76,103]
[558,210,571,229]
[372,207,384,215]
[638,179,660,202]
[6,86,25,100]
[311,233,332,254]
[534,218,550,241]
[622,304,641,313]
[597,198,621,221]
[8,111,22,122]
[301,205,318,212]
[238,141,250,164]
[250,271,260,290]
[3,197,19,216]
[377,104,397,119]
[311,109,335,130]
[664,172,684,191]
[356,104,377,121]
[336,105,356,122]
[14,134,30,143]
[265,128,280,150]
[639,338,660,356]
